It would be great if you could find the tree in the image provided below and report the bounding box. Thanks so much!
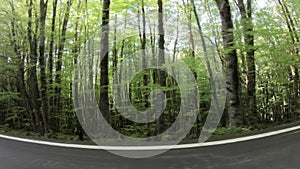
[27,0,41,132]
[215,0,242,127]
[0,0,300,141]
[39,0,48,135]
[54,0,72,132]
[156,0,166,134]
[235,0,257,124]
[277,0,299,118]
[48,0,58,130]
[100,0,111,124]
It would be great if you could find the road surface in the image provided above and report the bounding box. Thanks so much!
[0,129,299,169]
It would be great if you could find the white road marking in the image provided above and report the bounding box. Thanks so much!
[0,125,300,150]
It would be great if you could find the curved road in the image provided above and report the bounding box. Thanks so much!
[1,130,300,169]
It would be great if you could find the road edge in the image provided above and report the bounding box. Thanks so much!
[0,125,300,150]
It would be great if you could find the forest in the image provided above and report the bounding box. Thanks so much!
[0,0,299,142]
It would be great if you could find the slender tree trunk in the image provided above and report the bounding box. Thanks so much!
[156,0,166,135]
[100,0,111,125]
[54,0,72,132]
[149,24,157,85]
[278,0,299,119]
[112,14,118,75]
[139,0,151,135]
[10,0,33,130]
[182,0,195,58]
[39,0,48,135]
[73,0,83,141]
[48,0,58,131]
[215,0,241,127]
[118,16,127,130]
[203,1,222,59]
[27,0,41,132]
[192,0,222,133]
[236,0,257,124]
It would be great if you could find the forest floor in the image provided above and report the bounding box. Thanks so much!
[1,121,300,145]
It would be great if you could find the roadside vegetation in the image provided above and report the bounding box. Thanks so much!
[0,0,299,142]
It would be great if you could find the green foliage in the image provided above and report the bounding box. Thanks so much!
[0,0,299,142]
[213,127,250,136]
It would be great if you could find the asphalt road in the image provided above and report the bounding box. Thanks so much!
[1,130,300,169]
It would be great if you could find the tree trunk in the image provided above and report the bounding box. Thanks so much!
[48,0,58,131]
[215,0,241,127]
[182,0,195,58]
[236,0,257,124]
[156,0,166,135]
[137,0,151,134]
[192,0,222,134]
[27,0,41,132]
[10,0,33,130]
[278,0,299,119]
[112,14,118,75]
[100,0,111,125]
[39,0,48,135]
[54,0,72,132]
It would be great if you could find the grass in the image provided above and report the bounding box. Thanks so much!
[212,127,250,136]
[1,120,300,145]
